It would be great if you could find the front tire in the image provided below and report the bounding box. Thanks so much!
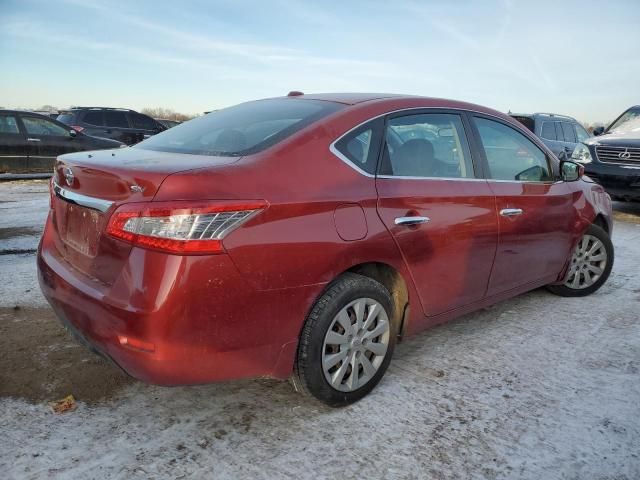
[547,224,614,297]
[293,273,397,407]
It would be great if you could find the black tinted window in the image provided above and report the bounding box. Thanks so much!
[0,115,20,134]
[561,122,576,143]
[541,121,556,140]
[83,111,103,126]
[103,111,129,128]
[382,113,475,178]
[555,122,564,141]
[130,113,157,130]
[474,117,552,182]
[136,98,343,156]
[333,119,383,174]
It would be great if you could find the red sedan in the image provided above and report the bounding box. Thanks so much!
[38,93,614,406]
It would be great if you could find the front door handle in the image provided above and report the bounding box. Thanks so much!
[500,208,523,217]
[395,216,430,226]
[27,137,42,142]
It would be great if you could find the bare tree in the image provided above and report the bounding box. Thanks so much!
[140,107,197,122]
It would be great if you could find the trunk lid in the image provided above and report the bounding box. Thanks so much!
[51,147,239,285]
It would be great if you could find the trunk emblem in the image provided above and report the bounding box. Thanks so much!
[130,185,144,193]
[64,167,75,186]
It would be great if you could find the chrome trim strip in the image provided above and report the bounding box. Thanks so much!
[377,174,486,182]
[328,143,375,178]
[53,182,114,213]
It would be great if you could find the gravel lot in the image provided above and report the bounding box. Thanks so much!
[1,180,639,480]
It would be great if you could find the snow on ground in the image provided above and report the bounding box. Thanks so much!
[1,181,639,479]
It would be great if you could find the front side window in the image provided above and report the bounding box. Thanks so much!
[0,115,20,134]
[381,113,474,178]
[561,122,576,143]
[22,116,70,137]
[474,117,552,182]
[136,98,343,156]
[333,118,382,174]
[575,123,590,142]
[541,121,556,140]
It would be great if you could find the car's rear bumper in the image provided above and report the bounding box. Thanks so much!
[37,218,320,385]
[585,163,640,200]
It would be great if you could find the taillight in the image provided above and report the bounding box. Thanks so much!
[71,125,84,132]
[106,200,267,255]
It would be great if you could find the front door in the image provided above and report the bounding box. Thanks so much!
[376,111,498,318]
[0,113,27,173]
[470,115,576,296]
[20,115,81,171]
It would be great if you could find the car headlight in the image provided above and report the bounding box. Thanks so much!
[571,143,593,164]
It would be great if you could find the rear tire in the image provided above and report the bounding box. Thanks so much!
[547,224,614,297]
[293,273,397,407]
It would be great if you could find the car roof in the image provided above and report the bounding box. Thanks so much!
[0,109,56,118]
[290,92,413,105]
[510,112,577,122]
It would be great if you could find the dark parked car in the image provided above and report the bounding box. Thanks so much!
[510,112,591,160]
[39,93,613,406]
[0,110,123,173]
[57,108,166,146]
[155,119,181,129]
[574,106,640,201]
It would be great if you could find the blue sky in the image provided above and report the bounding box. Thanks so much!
[1,0,638,123]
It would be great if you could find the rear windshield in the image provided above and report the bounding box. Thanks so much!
[57,114,73,125]
[510,116,534,133]
[135,98,344,156]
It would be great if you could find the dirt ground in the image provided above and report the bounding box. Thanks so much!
[1,180,639,479]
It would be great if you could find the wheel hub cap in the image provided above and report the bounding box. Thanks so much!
[564,233,607,290]
[321,298,390,393]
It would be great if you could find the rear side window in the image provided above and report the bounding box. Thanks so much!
[474,117,552,182]
[381,113,474,178]
[541,121,556,140]
[333,118,383,175]
[104,111,129,128]
[0,115,20,134]
[561,122,576,143]
[136,98,343,156]
[130,113,157,130]
[83,111,104,126]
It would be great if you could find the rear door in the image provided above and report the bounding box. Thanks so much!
[20,114,82,171]
[0,113,27,173]
[102,110,138,145]
[539,120,564,158]
[375,110,498,318]
[470,115,575,295]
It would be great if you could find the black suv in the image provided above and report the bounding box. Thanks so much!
[574,106,640,201]
[510,112,591,159]
[0,110,122,173]
[57,107,166,145]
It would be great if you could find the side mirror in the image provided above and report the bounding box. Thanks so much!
[69,129,77,138]
[560,160,584,182]
[592,126,605,136]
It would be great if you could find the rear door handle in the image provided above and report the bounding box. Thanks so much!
[27,137,41,142]
[394,216,430,226]
[500,208,523,217]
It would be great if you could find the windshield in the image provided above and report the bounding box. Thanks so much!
[135,98,343,156]
[608,107,640,133]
